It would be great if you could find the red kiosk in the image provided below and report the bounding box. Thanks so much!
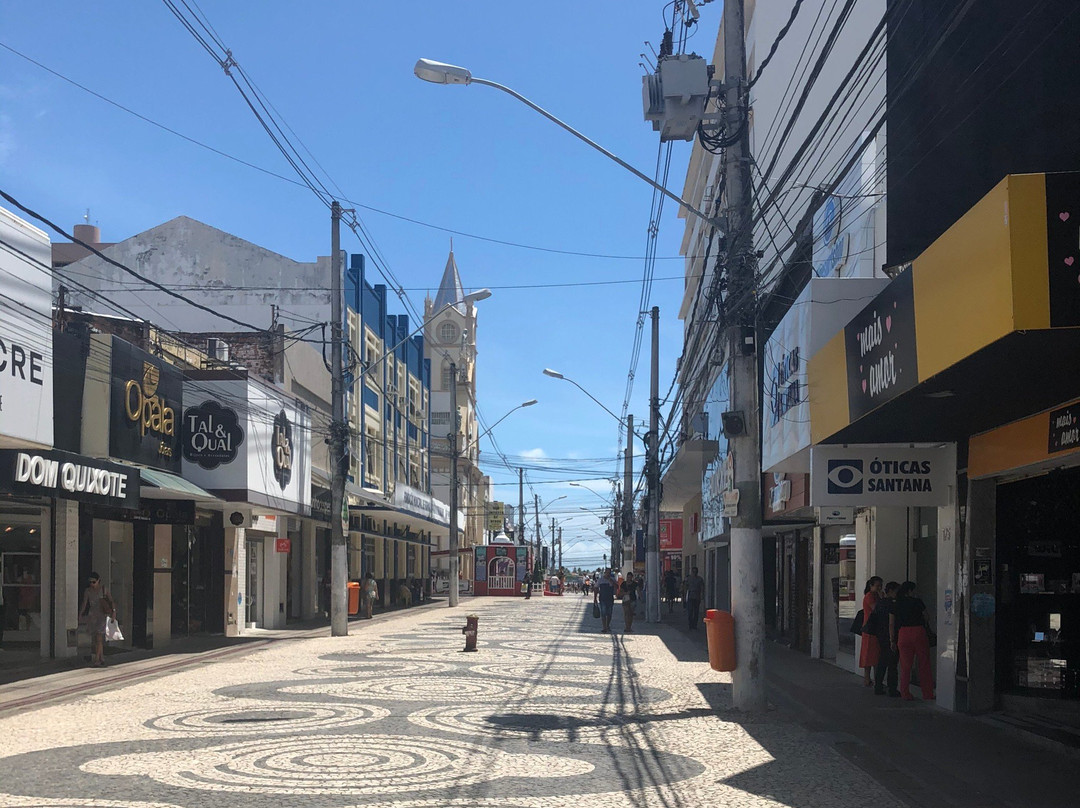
[472,533,531,597]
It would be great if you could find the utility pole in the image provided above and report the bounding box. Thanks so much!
[623,414,634,573]
[534,494,541,574]
[329,201,348,636]
[551,517,556,573]
[448,360,460,608]
[518,468,525,546]
[725,0,765,711]
[646,306,661,623]
[558,526,562,570]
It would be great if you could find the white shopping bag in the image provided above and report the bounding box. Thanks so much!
[105,616,124,643]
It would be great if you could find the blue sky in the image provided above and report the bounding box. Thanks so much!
[0,1,711,568]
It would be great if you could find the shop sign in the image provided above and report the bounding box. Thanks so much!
[1048,403,1080,454]
[182,401,244,470]
[93,498,195,524]
[486,501,505,532]
[844,270,919,421]
[110,338,182,473]
[474,546,486,581]
[0,209,53,448]
[722,490,740,517]
[275,538,291,554]
[393,484,451,526]
[272,410,293,490]
[659,518,683,551]
[0,449,139,509]
[810,444,954,507]
[817,506,854,525]
[1046,172,1080,328]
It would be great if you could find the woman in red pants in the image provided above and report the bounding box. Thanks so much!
[859,576,883,686]
[890,581,935,701]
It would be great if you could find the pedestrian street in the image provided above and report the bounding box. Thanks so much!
[0,597,901,807]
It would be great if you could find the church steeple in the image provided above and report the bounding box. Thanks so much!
[432,246,465,314]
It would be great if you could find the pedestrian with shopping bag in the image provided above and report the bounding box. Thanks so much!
[79,572,115,667]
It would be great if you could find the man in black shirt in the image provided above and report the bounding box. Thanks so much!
[621,572,639,633]
[871,581,900,696]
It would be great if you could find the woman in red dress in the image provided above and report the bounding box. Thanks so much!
[860,576,883,686]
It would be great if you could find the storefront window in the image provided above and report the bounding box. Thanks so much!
[0,508,44,649]
[997,467,1080,699]
[836,535,858,653]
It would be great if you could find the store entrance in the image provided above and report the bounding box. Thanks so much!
[996,465,1080,699]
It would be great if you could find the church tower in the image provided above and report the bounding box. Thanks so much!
[425,248,484,586]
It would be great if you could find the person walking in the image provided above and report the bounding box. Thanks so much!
[620,571,639,633]
[79,572,115,668]
[891,580,935,701]
[363,572,378,619]
[685,566,704,630]
[871,581,901,696]
[594,569,616,633]
[523,571,532,599]
[860,576,883,686]
[664,568,679,614]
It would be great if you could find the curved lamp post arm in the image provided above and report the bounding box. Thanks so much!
[414,59,718,230]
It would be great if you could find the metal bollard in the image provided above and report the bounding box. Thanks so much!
[462,614,479,652]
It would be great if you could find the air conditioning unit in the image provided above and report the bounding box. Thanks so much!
[226,507,253,528]
[206,337,230,363]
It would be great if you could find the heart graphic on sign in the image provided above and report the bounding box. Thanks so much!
[1066,256,1075,266]
[861,379,867,393]
[885,315,892,332]
[1060,211,1071,222]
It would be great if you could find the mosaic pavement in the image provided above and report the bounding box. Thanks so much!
[0,597,903,807]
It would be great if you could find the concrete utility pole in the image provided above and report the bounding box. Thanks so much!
[448,361,460,608]
[724,0,765,711]
[646,306,661,623]
[518,468,525,546]
[551,517,557,572]
[558,526,562,569]
[329,201,348,637]
[534,494,541,572]
[623,414,634,572]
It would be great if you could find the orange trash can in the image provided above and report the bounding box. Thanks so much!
[347,581,361,615]
[703,609,735,672]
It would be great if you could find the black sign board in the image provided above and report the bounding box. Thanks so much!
[272,410,293,490]
[1046,172,1080,328]
[109,337,182,473]
[0,448,139,509]
[182,400,244,470]
[92,498,195,524]
[844,269,919,421]
[1048,403,1080,454]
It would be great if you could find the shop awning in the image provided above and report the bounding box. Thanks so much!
[139,467,220,502]
[808,172,1080,447]
[660,437,719,509]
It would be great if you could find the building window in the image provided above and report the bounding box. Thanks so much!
[439,321,459,344]
[441,362,453,390]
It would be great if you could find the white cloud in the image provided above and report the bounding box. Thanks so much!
[520,447,547,460]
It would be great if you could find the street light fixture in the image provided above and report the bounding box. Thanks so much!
[542,369,632,435]
[413,59,718,230]
[569,480,615,507]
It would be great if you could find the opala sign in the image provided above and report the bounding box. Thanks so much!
[810,444,954,507]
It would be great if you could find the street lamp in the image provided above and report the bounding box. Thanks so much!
[569,480,615,507]
[413,59,718,230]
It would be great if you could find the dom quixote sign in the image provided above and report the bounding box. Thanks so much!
[183,400,244,470]
[0,449,139,509]
[810,444,955,507]
[110,338,182,473]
